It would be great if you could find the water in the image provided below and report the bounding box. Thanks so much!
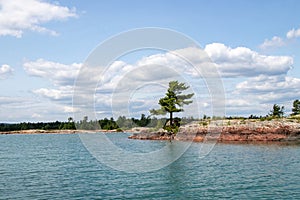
[0,133,299,199]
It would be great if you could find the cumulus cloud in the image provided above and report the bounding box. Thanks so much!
[234,75,300,105]
[236,75,300,93]
[0,0,77,37]
[0,96,30,106]
[204,43,293,77]
[226,99,252,107]
[76,44,295,118]
[95,50,200,95]
[22,43,298,119]
[286,28,300,39]
[31,113,42,119]
[23,59,82,119]
[0,64,13,79]
[0,96,46,122]
[63,105,80,113]
[23,59,81,86]
[259,36,285,49]
[222,74,300,117]
[260,27,300,49]
[135,47,215,78]
[33,86,73,101]
[0,96,75,122]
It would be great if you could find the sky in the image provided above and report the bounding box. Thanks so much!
[0,0,300,122]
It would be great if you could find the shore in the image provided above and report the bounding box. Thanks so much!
[2,118,300,143]
[129,118,300,143]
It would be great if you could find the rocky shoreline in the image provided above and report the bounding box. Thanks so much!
[128,119,300,143]
[2,119,300,143]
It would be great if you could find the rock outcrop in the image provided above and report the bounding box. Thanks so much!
[128,119,300,142]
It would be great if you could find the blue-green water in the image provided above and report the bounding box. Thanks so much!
[0,133,299,199]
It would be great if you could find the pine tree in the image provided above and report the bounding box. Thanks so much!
[292,99,300,115]
[150,81,194,134]
[270,104,284,118]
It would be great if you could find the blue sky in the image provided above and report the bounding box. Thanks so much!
[0,0,300,122]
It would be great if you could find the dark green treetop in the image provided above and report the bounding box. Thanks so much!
[292,99,300,116]
[270,104,285,118]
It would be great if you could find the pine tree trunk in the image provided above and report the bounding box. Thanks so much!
[170,112,173,126]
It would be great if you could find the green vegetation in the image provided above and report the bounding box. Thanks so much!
[269,104,285,118]
[0,121,76,132]
[199,121,209,126]
[0,115,165,132]
[292,99,300,116]
[76,114,167,131]
[150,81,194,135]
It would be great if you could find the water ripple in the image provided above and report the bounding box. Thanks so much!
[0,134,299,199]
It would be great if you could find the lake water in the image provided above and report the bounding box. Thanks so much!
[0,133,299,199]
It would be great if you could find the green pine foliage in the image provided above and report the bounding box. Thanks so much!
[269,104,285,118]
[292,99,300,116]
[150,81,194,134]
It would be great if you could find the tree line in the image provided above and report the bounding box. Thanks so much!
[0,114,196,132]
[0,121,76,132]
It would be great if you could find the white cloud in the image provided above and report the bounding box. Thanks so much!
[226,99,252,107]
[33,86,73,101]
[63,105,80,113]
[89,45,296,118]
[23,59,82,119]
[233,75,300,108]
[221,74,300,117]
[0,0,77,37]
[86,49,206,119]
[259,36,285,49]
[0,96,45,122]
[204,43,293,77]
[0,64,13,79]
[95,53,189,95]
[23,59,81,86]
[0,96,30,106]
[19,43,298,120]
[236,75,300,93]
[286,28,300,39]
[31,113,42,119]
[260,27,300,49]
[0,96,76,122]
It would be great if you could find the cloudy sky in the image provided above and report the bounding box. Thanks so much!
[0,0,300,122]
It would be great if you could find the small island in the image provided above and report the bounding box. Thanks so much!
[128,118,300,143]
[129,81,300,143]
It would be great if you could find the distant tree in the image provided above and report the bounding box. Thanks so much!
[83,116,88,122]
[98,117,119,130]
[116,116,127,128]
[44,124,51,130]
[68,117,73,123]
[131,114,151,127]
[139,114,151,127]
[291,99,300,116]
[249,114,259,119]
[270,104,285,118]
[150,80,194,134]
